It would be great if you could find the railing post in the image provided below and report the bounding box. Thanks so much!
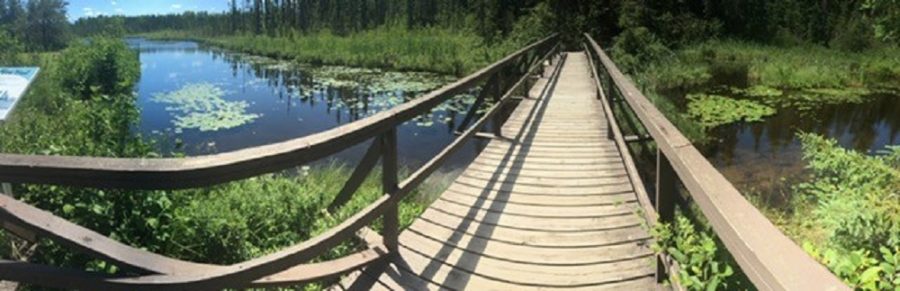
[381,129,399,253]
[1,183,12,197]
[492,70,505,137]
[655,148,677,282]
[604,71,616,141]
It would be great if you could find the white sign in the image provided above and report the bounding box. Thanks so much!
[0,67,40,121]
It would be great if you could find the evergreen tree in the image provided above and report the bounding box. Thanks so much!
[23,0,69,51]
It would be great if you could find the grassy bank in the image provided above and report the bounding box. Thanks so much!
[140,26,525,76]
[634,40,900,92]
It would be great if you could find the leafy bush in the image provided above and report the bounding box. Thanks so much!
[0,30,24,63]
[163,167,426,265]
[652,213,738,290]
[829,16,876,52]
[791,134,900,289]
[55,37,140,100]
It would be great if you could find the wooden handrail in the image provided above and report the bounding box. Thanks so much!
[0,34,558,190]
[584,34,847,291]
[0,35,561,290]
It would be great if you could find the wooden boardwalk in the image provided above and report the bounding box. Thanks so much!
[338,52,656,290]
[0,35,850,291]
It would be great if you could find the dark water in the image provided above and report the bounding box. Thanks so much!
[129,38,487,170]
[669,89,899,206]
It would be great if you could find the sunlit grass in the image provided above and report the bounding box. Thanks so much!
[140,25,518,76]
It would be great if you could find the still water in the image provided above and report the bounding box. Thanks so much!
[128,38,487,170]
[665,87,899,206]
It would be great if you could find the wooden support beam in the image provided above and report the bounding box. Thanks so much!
[455,75,496,133]
[492,70,505,137]
[655,149,677,283]
[1,183,12,197]
[380,130,399,254]
[327,139,382,212]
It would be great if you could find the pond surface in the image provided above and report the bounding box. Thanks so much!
[129,38,488,170]
[668,88,899,206]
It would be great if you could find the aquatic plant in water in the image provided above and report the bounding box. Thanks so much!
[153,83,260,132]
[725,85,870,112]
[686,93,776,129]
[731,85,783,98]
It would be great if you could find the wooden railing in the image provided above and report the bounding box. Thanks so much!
[0,35,560,290]
[583,34,849,291]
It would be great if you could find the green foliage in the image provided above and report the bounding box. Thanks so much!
[790,134,900,289]
[56,37,141,100]
[162,166,427,265]
[863,0,900,44]
[805,244,900,290]
[0,29,22,63]
[152,83,260,132]
[652,214,736,290]
[829,15,877,52]
[142,25,515,76]
[22,0,69,51]
[686,94,776,128]
[632,40,900,93]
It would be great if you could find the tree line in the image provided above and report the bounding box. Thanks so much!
[0,0,69,51]
[75,0,545,41]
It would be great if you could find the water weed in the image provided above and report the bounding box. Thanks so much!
[152,83,260,132]
[686,93,776,129]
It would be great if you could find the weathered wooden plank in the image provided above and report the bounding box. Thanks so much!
[482,143,619,154]
[461,165,628,180]
[472,153,624,166]
[442,186,636,208]
[448,177,635,196]
[421,199,644,232]
[469,159,626,172]
[457,171,628,188]
[393,242,655,290]
[401,231,654,277]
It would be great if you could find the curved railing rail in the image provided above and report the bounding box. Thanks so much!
[0,34,560,290]
[583,34,848,291]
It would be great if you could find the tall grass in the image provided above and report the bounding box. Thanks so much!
[141,26,520,76]
[635,40,900,91]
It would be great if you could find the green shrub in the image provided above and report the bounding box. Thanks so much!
[792,134,900,289]
[55,37,140,100]
[0,30,24,63]
[164,167,427,265]
[652,213,738,290]
[829,16,876,52]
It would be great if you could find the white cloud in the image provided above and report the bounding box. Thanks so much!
[170,4,182,10]
[114,8,124,14]
[82,7,103,17]
[110,0,117,5]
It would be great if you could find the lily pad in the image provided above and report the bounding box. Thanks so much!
[687,93,776,129]
[153,83,260,132]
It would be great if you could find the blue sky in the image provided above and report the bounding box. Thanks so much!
[68,0,230,20]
